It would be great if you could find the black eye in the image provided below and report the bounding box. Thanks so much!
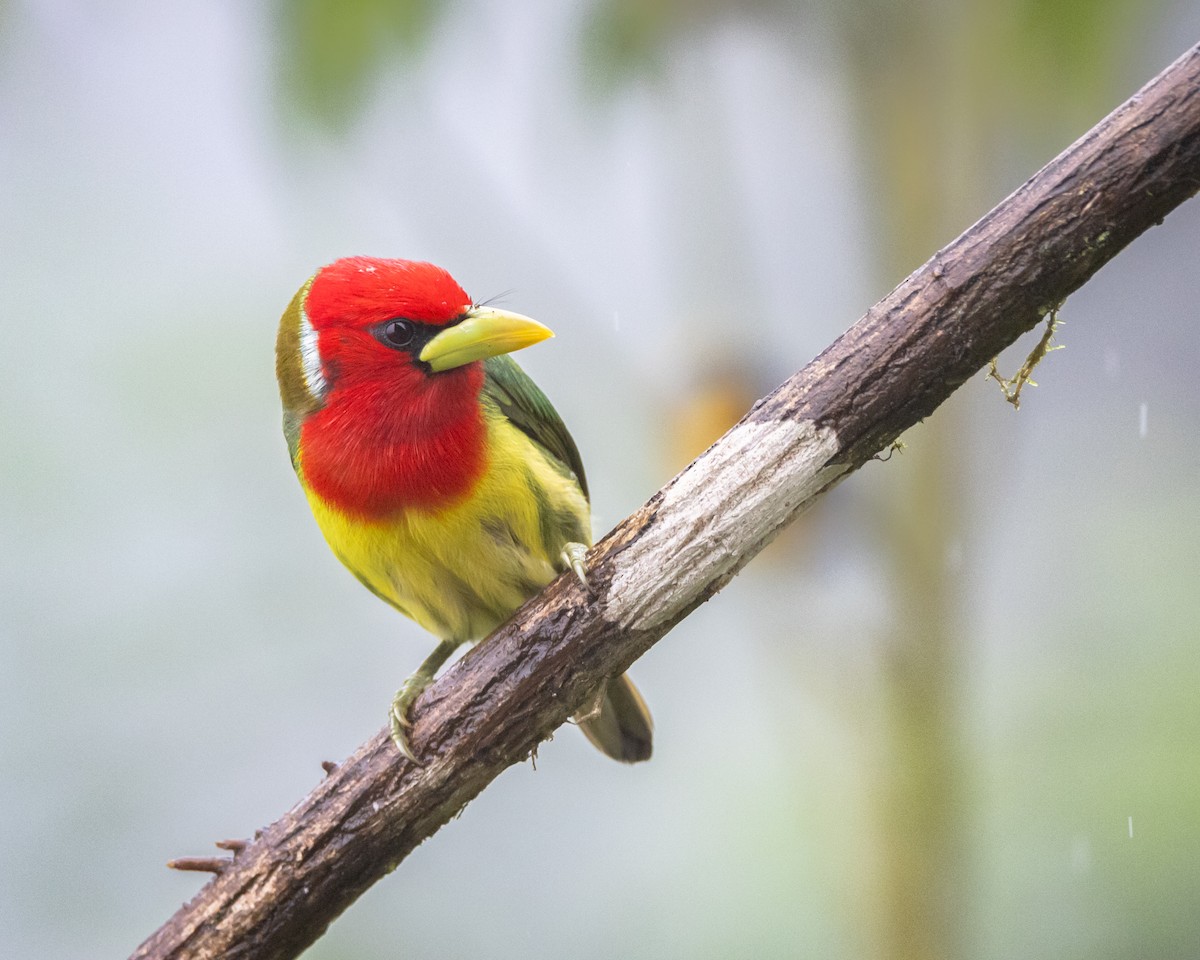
[381,319,415,348]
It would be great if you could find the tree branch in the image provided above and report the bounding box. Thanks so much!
[132,42,1200,960]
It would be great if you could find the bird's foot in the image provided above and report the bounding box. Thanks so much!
[388,638,462,764]
[389,674,434,764]
[572,683,606,725]
[561,542,594,594]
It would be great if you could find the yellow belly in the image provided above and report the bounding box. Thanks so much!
[302,418,590,643]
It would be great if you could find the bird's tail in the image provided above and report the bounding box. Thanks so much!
[576,672,653,763]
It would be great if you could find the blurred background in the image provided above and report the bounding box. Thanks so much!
[3,1,1199,958]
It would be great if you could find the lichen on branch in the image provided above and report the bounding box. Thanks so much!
[987,304,1065,409]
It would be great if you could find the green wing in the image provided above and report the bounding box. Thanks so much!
[483,354,589,501]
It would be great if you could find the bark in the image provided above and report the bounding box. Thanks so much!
[132,42,1200,960]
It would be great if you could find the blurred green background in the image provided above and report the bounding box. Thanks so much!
[3,1,1199,958]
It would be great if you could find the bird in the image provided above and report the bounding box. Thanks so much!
[275,256,652,764]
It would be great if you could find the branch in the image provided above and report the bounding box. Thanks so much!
[133,43,1200,960]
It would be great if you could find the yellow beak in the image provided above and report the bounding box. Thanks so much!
[419,307,554,372]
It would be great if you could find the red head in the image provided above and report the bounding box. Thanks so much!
[276,257,551,519]
[306,257,471,329]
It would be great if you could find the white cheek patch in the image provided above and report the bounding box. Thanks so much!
[299,304,328,401]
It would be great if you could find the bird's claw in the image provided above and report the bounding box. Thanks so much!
[561,542,594,595]
[389,676,431,765]
[572,684,606,725]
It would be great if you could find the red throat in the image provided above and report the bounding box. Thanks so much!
[297,258,487,519]
[299,365,487,519]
